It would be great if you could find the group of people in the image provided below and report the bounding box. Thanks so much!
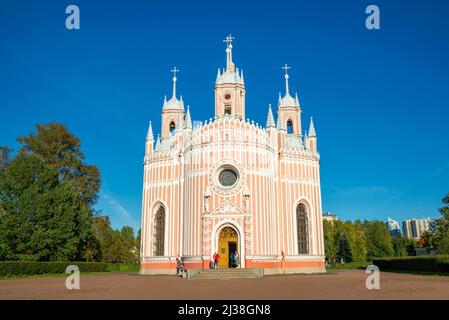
[177,250,241,276]
[210,251,240,269]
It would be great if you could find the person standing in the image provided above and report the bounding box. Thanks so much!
[213,251,220,269]
[176,255,182,275]
[235,251,240,268]
[230,251,235,268]
[210,255,214,269]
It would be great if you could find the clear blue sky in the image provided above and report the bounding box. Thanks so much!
[1,0,448,231]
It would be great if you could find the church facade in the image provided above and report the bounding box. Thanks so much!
[140,36,325,275]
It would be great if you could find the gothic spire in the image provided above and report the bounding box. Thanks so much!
[309,117,316,137]
[155,134,161,151]
[266,104,275,128]
[282,64,291,96]
[223,34,235,72]
[146,121,154,141]
[170,67,180,98]
[184,105,192,129]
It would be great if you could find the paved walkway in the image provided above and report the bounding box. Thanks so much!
[1,269,449,300]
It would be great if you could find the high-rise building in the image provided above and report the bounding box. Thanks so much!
[402,218,431,240]
[386,217,401,237]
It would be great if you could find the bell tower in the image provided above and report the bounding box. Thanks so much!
[276,64,302,136]
[214,35,246,120]
[161,67,185,139]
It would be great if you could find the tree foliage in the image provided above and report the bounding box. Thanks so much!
[17,123,101,206]
[0,154,93,261]
[0,146,12,173]
[423,193,449,254]
[92,216,139,263]
[324,219,397,263]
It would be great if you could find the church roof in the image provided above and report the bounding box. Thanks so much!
[216,68,244,85]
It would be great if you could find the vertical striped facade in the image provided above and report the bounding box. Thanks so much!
[140,37,325,275]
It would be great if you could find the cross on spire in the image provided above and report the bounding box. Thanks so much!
[223,34,235,71]
[170,67,180,98]
[223,34,235,47]
[282,64,291,75]
[282,64,291,96]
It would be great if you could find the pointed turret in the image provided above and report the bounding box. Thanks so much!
[146,121,154,141]
[266,104,275,128]
[184,105,192,129]
[309,117,316,137]
[154,134,161,152]
[277,112,286,131]
[145,121,154,155]
[214,34,246,119]
[295,92,300,106]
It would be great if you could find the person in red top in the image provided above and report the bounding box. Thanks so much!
[213,251,220,269]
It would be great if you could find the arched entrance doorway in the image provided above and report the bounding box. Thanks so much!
[218,226,239,268]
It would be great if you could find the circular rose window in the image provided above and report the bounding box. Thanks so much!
[216,165,239,189]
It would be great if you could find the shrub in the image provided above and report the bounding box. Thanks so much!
[106,263,140,272]
[372,255,449,274]
[0,261,108,277]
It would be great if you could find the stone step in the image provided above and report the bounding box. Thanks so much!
[188,268,264,279]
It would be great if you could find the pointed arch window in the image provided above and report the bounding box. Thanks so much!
[287,119,294,134]
[296,203,309,254]
[153,206,165,256]
[224,105,232,115]
[169,121,176,134]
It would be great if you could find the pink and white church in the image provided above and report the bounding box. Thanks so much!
[140,35,325,275]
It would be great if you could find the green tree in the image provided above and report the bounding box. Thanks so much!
[120,226,138,263]
[392,236,416,257]
[92,216,138,263]
[424,193,449,254]
[337,232,352,263]
[323,220,337,263]
[350,220,367,262]
[136,228,141,258]
[0,154,93,261]
[18,123,101,206]
[363,220,394,259]
[0,146,12,172]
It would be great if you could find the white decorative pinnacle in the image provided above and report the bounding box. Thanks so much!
[282,64,291,96]
[171,67,180,98]
[309,116,316,137]
[146,121,154,141]
[266,104,275,128]
[184,105,192,129]
[277,112,286,131]
[223,34,235,70]
[155,134,161,151]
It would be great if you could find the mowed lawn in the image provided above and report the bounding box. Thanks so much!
[1,269,449,300]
